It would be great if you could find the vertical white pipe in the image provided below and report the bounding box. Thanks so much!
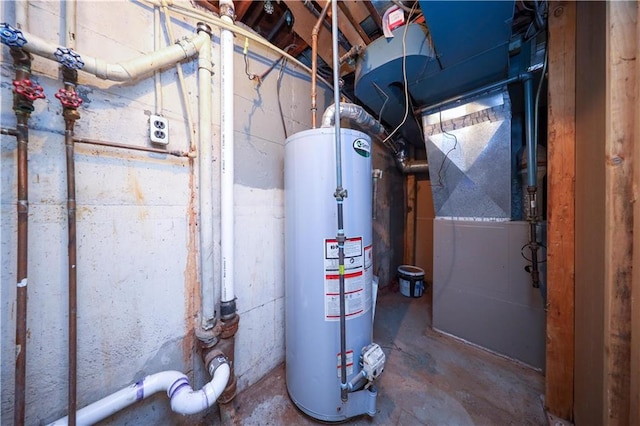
[153,6,163,115]
[64,0,76,49]
[15,0,28,31]
[198,24,216,329]
[219,1,235,313]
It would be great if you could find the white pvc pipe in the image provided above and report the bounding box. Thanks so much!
[198,24,216,329]
[15,0,28,31]
[220,0,235,310]
[153,6,163,114]
[15,29,209,82]
[140,0,338,94]
[47,364,230,426]
[64,0,76,49]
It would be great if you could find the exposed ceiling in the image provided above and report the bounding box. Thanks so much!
[192,1,546,143]
[193,1,540,74]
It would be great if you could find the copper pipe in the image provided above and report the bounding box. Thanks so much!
[59,67,81,426]
[311,0,331,128]
[73,137,194,158]
[11,48,35,426]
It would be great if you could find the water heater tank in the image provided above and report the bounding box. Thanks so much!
[285,128,378,421]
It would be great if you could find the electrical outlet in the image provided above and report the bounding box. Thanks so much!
[150,115,169,145]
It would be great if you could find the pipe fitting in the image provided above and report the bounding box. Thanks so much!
[394,150,429,174]
[195,323,222,349]
[0,23,27,47]
[196,22,213,36]
[321,103,386,139]
[54,47,85,70]
[219,313,239,339]
[220,300,237,323]
[55,88,83,109]
[13,79,45,103]
[219,0,235,21]
[206,353,229,379]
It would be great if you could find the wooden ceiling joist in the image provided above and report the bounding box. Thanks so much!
[282,0,351,73]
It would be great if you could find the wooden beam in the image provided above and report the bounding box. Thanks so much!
[195,0,218,14]
[403,146,417,265]
[403,175,416,265]
[343,1,372,25]
[632,5,640,425]
[283,0,349,73]
[603,2,636,424]
[545,1,576,421]
[363,1,383,31]
[334,5,365,49]
[338,2,370,44]
[233,1,253,21]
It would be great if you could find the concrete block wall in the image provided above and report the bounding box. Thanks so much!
[0,1,338,424]
[0,2,402,424]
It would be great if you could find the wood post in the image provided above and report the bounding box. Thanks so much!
[545,1,576,420]
[604,2,637,424]
[632,6,640,426]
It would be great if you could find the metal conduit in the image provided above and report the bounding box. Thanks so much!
[311,0,331,128]
[328,0,349,403]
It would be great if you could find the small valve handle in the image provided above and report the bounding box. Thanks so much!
[55,88,83,108]
[54,47,85,70]
[0,23,27,48]
[13,79,46,101]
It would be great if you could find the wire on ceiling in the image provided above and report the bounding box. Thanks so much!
[381,1,419,145]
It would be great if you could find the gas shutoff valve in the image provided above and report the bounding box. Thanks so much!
[361,343,385,382]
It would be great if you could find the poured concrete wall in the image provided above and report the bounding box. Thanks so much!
[0,1,354,424]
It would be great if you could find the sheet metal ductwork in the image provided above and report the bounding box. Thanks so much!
[354,1,515,145]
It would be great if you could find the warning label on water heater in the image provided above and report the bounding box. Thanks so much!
[323,237,370,321]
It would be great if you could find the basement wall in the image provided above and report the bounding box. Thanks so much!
[0,1,402,424]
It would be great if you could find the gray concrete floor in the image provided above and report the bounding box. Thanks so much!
[227,286,546,425]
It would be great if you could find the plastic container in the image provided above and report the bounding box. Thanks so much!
[397,265,425,298]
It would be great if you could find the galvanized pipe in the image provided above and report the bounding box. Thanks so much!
[1,127,18,136]
[196,22,216,331]
[329,0,348,403]
[74,137,193,157]
[311,0,331,128]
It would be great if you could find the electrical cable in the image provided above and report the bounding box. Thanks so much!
[277,57,289,139]
[381,1,418,145]
[243,38,262,84]
[533,32,548,156]
[259,44,297,83]
[432,109,458,189]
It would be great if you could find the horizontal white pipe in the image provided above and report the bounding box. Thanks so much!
[48,363,230,426]
[139,0,340,95]
[15,28,209,82]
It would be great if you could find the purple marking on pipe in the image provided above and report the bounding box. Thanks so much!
[135,380,145,401]
[168,378,190,399]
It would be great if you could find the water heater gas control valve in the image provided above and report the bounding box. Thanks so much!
[361,343,385,382]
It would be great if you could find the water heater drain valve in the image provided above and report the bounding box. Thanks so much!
[361,343,385,382]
